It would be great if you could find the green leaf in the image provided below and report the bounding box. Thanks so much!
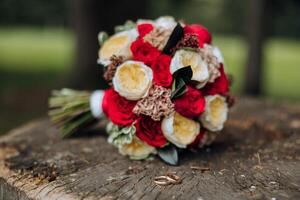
[114,20,136,33]
[157,145,178,166]
[173,66,193,83]
[98,31,109,46]
[107,123,135,146]
[171,78,187,99]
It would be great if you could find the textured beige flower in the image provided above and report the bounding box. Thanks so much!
[162,112,200,148]
[144,28,172,51]
[113,61,153,100]
[199,44,221,83]
[200,95,228,131]
[98,29,138,66]
[133,85,174,121]
[118,136,156,160]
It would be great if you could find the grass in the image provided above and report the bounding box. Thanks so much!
[0,27,74,73]
[0,27,299,133]
[214,35,300,101]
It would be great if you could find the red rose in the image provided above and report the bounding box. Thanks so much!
[137,23,154,37]
[130,39,161,66]
[174,86,205,118]
[184,24,212,47]
[202,65,229,96]
[188,129,206,149]
[135,115,167,147]
[102,89,137,126]
[151,54,173,87]
[102,89,110,116]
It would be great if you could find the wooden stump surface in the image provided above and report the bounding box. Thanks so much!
[0,97,300,200]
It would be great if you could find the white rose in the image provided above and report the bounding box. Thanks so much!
[118,136,156,160]
[161,112,200,148]
[155,16,177,29]
[98,29,138,66]
[170,49,209,88]
[89,90,104,119]
[113,61,153,100]
[200,95,228,131]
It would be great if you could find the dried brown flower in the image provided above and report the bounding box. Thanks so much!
[171,34,199,53]
[226,95,235,108]
[103,55,124,82]
[143,28,172,51]
[133,85,174,121]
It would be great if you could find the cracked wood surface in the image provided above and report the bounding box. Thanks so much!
[0,97,300,200]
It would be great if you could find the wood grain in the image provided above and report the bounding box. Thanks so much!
[1,98,300,200]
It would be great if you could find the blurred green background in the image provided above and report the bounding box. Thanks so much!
[0,0,300,134]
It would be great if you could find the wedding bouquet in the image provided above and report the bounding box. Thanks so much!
[49,16,234,165]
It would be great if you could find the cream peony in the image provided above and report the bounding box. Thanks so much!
[118,136,156,160]
[200,95,228,131]
[161,112,200,148]
[170,49,209,88]
[112,61,153,100]
[98,29,138,66]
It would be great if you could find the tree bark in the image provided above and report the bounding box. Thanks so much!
[69,0,149,90]
[1,98,300,199]
[244,0,266,95]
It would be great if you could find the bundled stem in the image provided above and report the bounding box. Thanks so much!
[48,88,96,138]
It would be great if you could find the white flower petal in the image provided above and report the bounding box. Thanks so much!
[90,90,104,118]
[200,95,228,131]
[155,16,177,29]
[113,61,153,100]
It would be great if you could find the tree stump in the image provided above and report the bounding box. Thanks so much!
[0,98,300,200]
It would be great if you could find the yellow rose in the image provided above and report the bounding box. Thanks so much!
[118,136,156,160]
[98,29,138,65]
[170,49,209,88]
[200,95,228,131]
[113,61,153,100]
[161,112,200,148]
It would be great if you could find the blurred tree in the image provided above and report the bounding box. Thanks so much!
[68,0,149,89]
[244,0,267,95]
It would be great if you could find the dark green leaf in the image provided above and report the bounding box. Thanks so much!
[173,66,193,83]
[171,78,187,99]
[163,23,184,54]
[157,145,178,166]
[170,66,193,99]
